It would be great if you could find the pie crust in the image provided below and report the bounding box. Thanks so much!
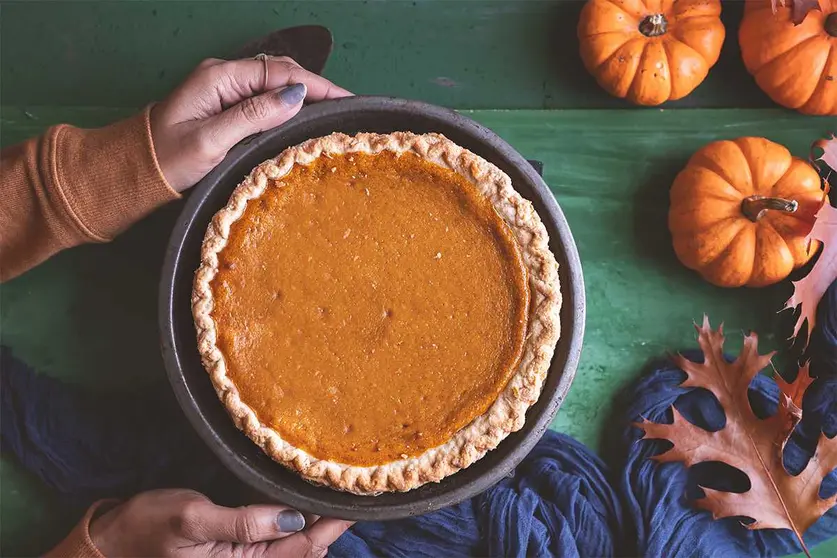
[192,132,561,494]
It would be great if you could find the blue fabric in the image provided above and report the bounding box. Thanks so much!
[621,355,837,557]
[330,433,626,557]
[0,353,625,557]
[619,280,837,557]
[0,351,225,504]
[2,281,836,556]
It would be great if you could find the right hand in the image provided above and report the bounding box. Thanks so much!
[89,489,353,557]
[150,56,352,193]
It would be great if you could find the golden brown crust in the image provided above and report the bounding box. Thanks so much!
[192,132,561,495]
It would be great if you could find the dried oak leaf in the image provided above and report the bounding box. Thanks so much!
[815,134,837,176]
[775,363,814,448]
[636,318,837,554]
[783,135,835,347]
[772,0,823,24]
[785,201,836,347]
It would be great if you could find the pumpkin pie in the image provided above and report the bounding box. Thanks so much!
[192,132,561,494]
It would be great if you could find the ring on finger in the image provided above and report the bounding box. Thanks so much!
[254,53,269,91]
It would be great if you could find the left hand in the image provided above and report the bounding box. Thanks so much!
[150,56,352,192]
[89,488,353,558]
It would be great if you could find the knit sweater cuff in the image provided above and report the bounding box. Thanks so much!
[47,105,180,242]
[44,500,115,558]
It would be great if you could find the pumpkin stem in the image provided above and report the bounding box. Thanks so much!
[639,14,668,37]
[826,13,837,38]
[741,195,799,222]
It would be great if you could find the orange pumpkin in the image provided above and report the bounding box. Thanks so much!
[740,0,837,115]
[577,0,725,106]
[669,137,825,287]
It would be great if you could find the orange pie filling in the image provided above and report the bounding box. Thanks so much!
[210,151,530,466]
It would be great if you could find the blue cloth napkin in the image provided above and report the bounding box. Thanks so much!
[330,431,626,557]
[2,282,836,556]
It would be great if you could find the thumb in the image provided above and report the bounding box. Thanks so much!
[202,82,307,151]
[194,503,307,543]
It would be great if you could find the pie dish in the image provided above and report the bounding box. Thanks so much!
[192,131,561,495]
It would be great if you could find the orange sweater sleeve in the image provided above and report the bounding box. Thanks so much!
[0,106,180,282]
[2,108,179,554]
[44,501,114,558]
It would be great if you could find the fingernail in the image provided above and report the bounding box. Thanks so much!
[276,83,307,106]
[277,510,305,532]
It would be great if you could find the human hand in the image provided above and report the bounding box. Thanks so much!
[150,56,352,192]
[89,488,353,558]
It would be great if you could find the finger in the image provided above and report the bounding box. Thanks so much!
[262,55,303,68]
[209,58,351,107]
[267,61,353,102]
[163,58,351,124]
[197,57,226,70]
[200,83,308,150]
[302,512,321,528]
[243,56,352,101]
[268,518,354,558]
[194,502,307,544]
[304,517,354,545]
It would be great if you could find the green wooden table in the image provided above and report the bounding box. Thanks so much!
[1,1,834,556]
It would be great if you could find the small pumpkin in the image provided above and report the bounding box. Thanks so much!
[740,0,837,115]
[669,137,825,287]
[578,0,725,106]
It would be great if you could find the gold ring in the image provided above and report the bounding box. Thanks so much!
[254,53,269,91]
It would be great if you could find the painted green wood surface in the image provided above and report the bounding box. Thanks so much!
[2,0,836,556]
[1,107,834,556]
[2,0,771,110]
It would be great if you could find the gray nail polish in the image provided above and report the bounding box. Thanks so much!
[277,83,307,106]
[277,510,305,532]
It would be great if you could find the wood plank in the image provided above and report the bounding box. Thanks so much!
[1,107,833,557]
[1,0,773,110]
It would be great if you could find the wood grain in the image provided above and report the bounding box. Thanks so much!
[1,0,771,110]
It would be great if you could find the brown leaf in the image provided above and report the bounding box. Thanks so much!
[775,364,814,450]
[815,135,837,175]
[771,0,823,24]
[775,364,813,411]
[785,202,837,346]
[782,134,834,349]
[636,318,837,555]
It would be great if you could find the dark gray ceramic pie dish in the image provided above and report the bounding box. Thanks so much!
[159,96,585,521]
